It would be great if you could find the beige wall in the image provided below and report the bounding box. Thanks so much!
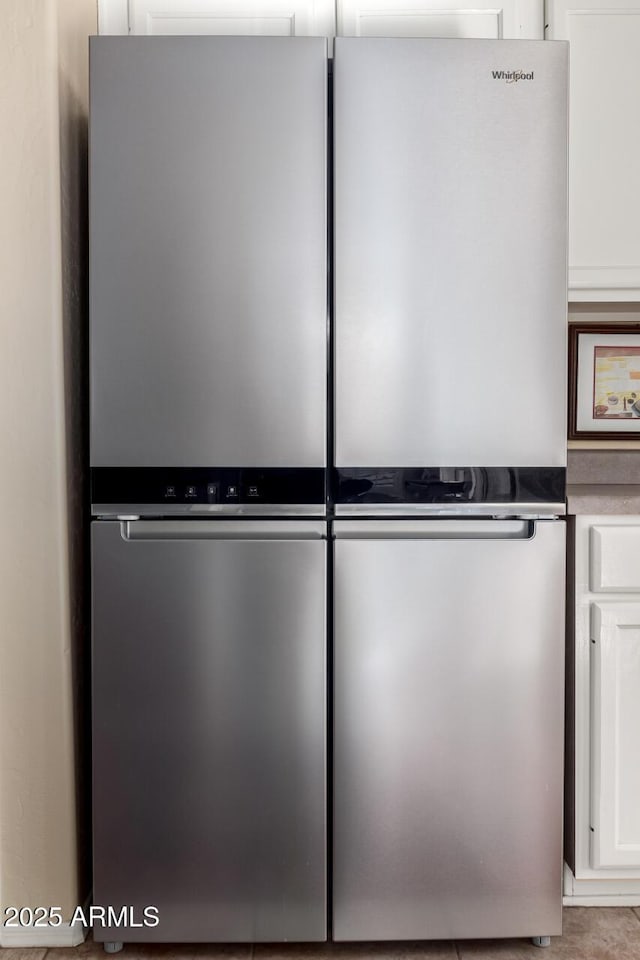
[0,0,96,936]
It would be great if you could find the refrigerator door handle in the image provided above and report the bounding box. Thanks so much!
[120,519,326,541]
[333,519,541,540]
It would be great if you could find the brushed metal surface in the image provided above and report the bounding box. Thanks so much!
[122,519,326,539]
[333,519,565,940]
[334,502,566,517]
[333,518,532,538]
[334,38,568,468]
[93,503,327,518]
[90,37,327,467]
[92,520,327,942]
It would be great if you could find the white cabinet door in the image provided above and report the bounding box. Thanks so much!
[591,601,640,873]
[99,0,335,37]
[547,0,640,300]
[336,0,543,38]
[590,524,640,593]
[566,516,640,900]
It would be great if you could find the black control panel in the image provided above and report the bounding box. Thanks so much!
[91,468,326,505]
[333,467,565,505]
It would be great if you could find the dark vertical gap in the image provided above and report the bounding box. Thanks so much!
[326,56,334,943]
[327,57,334,513]
[564,515,576,871]
[86,59,95,916]
[326,521,334,943]
[58,59,92,912]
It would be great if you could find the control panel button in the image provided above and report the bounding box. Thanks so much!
[207,483,218,499]
[185,485,197,498]
[165,485,176,497]
[226,485,238,498]
[248,485,259,498]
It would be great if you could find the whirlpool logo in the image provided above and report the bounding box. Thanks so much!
[492,69,535,82]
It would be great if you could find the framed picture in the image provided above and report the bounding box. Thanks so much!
[569,323,640,439]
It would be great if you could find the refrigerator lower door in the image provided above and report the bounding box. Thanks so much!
[333,519,565,941]
[92,520,327,943]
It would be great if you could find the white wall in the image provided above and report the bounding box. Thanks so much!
[0,0,96,943]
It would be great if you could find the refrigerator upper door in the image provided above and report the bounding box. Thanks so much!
[90,37,327,468]
[334,38,568,468]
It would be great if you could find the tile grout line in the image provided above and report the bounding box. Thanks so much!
[454,940,462,960]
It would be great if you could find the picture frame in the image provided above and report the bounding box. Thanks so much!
[569,323,640,439]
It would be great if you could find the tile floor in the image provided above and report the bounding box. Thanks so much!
[3,910,640,960]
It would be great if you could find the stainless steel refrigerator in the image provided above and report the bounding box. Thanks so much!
[90,34,568,950]
[331,38,568,943]
[89,36,329,945]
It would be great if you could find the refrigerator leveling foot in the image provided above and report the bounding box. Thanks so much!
[103,942,124,953]
[531,936,551,948]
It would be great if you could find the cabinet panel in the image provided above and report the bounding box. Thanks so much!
[590,525,640,593]
[100,0,336,37]
[590,602,640,873]
[337,0,543,38]
[98,0,128,33]
[566,517,640,896]
[547,1,640,300]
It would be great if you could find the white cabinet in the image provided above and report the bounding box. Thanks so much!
[547,0,640,301]
[591,602,640,870]
[99,0,543,38]
[566,516,640,904]
[98,0,336,37]
[590,525,640,592]
[336,0,543,38]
